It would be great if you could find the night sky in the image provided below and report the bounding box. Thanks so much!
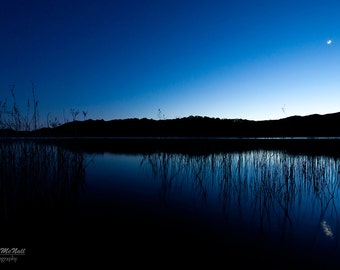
[1,0,340,124]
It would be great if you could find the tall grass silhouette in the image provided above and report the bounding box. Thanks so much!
[0,83,86,131]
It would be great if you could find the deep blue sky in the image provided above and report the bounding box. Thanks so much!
[1,0,340,124]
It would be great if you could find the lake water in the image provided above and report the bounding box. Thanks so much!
[1,138,340,267]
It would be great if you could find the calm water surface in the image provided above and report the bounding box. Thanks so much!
[1,139,340,267]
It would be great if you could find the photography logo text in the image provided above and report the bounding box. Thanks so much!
[0,248,26,263]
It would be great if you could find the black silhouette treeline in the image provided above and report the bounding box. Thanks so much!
[2,112,340,137]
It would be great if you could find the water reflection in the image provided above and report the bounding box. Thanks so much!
[1,139,340,266]
[140,151,340,258]
[0,140,88,221]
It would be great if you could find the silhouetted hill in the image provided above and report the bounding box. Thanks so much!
[2,112,340,138]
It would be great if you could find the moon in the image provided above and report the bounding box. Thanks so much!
[327,39,332,45]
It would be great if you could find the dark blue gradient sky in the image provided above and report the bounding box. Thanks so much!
[1,0,340,123]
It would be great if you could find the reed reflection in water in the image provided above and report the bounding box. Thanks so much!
[0,141,88,218]
[0,140,90,265]
[2,139,340,267]
[139,150,340,263]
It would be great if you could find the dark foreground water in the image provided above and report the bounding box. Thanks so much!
[1,138,340,268]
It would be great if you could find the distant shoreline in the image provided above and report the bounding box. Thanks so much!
[2,136,340,140]
[2,112,340,138]
[2,136,339,157]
